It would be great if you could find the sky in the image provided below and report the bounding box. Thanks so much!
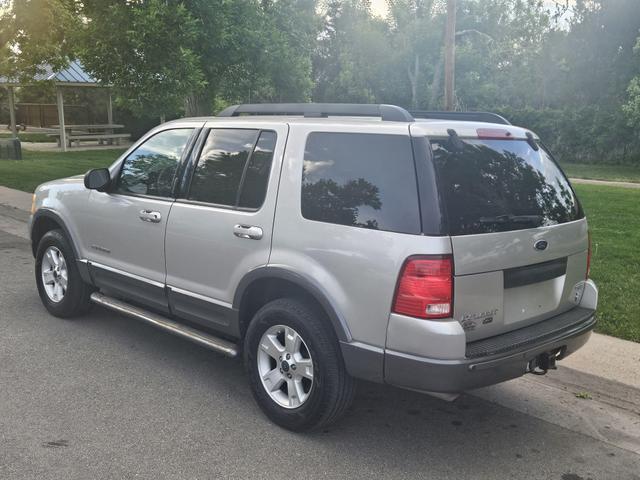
[371,0,388,17]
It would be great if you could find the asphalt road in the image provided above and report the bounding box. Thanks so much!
[1,226,639,480]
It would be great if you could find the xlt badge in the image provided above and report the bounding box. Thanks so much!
[460,309,499,331]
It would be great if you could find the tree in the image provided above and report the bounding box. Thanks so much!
[386,0,444,109]
[624,77,640,128]
[453,0,552,110]
[313,0,393,103]
[622,39,640,128]
[1,0,319,119]
[218,0,318,105]
[3,0,640,165]
[0,0,78,80]
[76,0,205,120]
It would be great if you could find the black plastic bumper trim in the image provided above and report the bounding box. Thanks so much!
[466,307,595,359]
[384,311,595,393]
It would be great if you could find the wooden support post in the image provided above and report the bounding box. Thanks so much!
[56,87,67,152]
[107,92,114,145]
[443,0,457,111]
[7,86,17,138]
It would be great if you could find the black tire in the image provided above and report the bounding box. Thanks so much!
[35,229,92,318]
[244,298,355,431]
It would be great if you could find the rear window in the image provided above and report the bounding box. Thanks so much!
[431,138,583,236]
[302,132,421,234]
[188,129,275,209]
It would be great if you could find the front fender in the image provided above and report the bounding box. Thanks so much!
[32,179,90,258]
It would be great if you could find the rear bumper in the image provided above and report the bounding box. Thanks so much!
[384,307,596,393]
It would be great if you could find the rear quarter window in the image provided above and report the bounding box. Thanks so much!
[301,132,421,234]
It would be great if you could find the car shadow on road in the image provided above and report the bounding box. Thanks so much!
[61,306,630,479]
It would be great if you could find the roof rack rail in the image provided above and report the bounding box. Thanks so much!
[218,103,414,122]
[410,111,511,125]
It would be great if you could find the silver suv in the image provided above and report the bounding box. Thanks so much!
[30,103,598,431]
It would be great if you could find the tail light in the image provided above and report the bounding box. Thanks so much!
[586,231,592,279]
[392,255,453,319]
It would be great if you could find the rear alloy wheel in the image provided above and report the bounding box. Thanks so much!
[245,298,355,431]
[257,324,314,409]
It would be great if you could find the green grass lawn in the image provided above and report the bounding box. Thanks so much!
[575,184,640,342]
[561,163,640,183]
[0,149,124,193]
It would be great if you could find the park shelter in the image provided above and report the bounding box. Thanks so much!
[0,60,112,151]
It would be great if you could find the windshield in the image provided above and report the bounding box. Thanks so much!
[430,138,583,236]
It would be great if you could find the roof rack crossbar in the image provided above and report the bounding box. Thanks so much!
[218,103,414,122]
[410,111,511,125]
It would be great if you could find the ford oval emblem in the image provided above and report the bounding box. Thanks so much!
[534,240,548,251]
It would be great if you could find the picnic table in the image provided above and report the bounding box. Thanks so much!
[48,124,130,147]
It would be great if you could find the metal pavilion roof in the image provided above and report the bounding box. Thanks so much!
[0,60,99,87]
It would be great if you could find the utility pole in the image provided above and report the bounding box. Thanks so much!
[443,0,456,111]
[7,87,17,138]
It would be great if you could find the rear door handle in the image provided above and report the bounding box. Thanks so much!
[233,224,263,240]
[139,210,162,223]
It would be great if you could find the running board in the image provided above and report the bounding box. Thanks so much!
[90,292,238,358]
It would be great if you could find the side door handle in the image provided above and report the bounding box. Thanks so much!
[139,210,162,223]
[233,224,263,240]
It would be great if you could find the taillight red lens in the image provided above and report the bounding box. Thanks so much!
[586,231,591,279]
[392,256,453,319]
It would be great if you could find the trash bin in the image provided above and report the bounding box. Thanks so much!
[0,138,22,160]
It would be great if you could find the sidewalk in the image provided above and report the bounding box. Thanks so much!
[0,185,32,211]
[21,141,132,152]
[570,177,640,189]
[562,332,640,389]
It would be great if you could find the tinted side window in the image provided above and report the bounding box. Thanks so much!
[238,131,277,209]
[188,129,259,206]
[116,129,193,197]
[302,132,420,234]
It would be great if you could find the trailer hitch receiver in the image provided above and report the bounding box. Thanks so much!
[528,347,565,376]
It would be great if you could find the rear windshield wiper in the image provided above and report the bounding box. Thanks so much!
[478,214,543,225]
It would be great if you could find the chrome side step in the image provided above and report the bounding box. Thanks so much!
[90,292,238,358]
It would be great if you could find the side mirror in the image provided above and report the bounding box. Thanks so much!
[84,168,111,191]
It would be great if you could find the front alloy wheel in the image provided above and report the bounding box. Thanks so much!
[40,246,68,303]
[257,325,314,409]
[35,229,92,318]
